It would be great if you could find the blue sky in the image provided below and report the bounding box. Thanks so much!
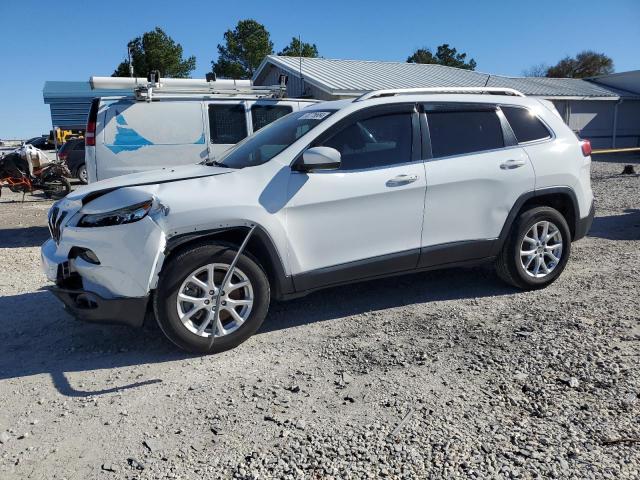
[0,0,638,138]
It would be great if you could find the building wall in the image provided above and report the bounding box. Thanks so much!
[616,100,640,148]
[257,65,345,101]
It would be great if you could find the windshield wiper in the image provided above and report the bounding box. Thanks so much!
[203,159,227,167]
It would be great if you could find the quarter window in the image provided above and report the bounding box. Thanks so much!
[321,113,413,170]
[251,105,293,132]
[427,110,504,158]
[501,106,551,143]
[208,104,247,144]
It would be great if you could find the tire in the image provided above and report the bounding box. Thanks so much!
[496,206,571,290]
[76,164,88,184]
[43,175,71,199]
[154,243,270,354]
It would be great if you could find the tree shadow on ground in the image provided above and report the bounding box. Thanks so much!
[0,226,51,248]
[589,209,640,241]
[0,265,513,397]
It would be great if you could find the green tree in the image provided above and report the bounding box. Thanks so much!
[407,44,477,70]
[212,19,274,78]
[546,50,614,78]
[112,27,195,78]
[278,37,319,58]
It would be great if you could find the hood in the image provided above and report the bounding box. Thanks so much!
[66,164,232,201]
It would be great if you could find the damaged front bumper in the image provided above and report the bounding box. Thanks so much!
[40,214,165,328]
[47,283,149,328]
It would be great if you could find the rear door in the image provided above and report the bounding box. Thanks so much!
[206,101,248,160]
[420,103,535,265]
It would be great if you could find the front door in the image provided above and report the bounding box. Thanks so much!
[285,105,426,291]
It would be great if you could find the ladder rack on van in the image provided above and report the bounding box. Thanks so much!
[354,87,526,102]
[90,76,287,102]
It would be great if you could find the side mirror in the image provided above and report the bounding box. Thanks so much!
[298,146,341,172]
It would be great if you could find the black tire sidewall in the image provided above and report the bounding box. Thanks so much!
[508,207,571,288]
[154,244,270,354]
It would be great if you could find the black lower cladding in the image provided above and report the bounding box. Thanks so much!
[293,239,497,293]
[49,285,148,328]
[573,201,595,241]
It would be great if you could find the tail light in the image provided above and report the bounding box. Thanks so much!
[580,139,592,157]
[58,151,68,160]
[85,98,99,147]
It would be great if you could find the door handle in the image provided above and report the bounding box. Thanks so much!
[386,174,418,187]
[500,159,526,170]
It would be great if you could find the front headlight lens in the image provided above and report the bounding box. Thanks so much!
[77,200,153,228]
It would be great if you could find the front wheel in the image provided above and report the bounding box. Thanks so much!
[496,206,571,290]
[154,243,270,354]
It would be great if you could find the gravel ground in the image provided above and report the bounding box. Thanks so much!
[0,156,638,479]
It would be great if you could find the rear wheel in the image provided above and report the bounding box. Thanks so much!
[154,243,270,354]
[496,206,571,289]
[43,175,71,199]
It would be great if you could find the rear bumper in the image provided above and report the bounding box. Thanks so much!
[48,285,148,328]
[574,201,595,241]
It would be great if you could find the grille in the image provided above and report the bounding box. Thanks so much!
[48,206,67,244]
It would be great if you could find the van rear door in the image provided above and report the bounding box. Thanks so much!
[98,100,206,179]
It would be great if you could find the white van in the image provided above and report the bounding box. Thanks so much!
[85,77,317,182]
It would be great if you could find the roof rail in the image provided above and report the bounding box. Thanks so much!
[354,87,525,102]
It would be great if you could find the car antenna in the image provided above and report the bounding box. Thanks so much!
[207,224,257,349]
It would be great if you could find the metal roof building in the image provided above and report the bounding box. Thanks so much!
[254,56,640,148]
[42,81,129,130]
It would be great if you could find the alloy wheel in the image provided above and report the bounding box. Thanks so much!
[519,220,563,278]
[176,263,253,338]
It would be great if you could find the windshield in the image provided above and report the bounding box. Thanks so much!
[211,109,336,169]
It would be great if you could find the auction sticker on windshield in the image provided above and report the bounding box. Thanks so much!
[298,111,332,120]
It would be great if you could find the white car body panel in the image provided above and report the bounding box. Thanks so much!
[285,161,426,273]
[422,147,534,246]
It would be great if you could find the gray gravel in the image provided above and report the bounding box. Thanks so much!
[0,156,638,479]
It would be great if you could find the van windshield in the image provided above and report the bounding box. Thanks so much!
[209,109,336,169]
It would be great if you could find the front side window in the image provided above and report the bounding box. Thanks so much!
[214,110,336,169]
[427,110,504,158]
[251,105,293,132]
[501,106,551,143]
[321,113,412,170]
[208,104,247,144]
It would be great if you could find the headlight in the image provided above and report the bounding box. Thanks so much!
[77,200,153,228]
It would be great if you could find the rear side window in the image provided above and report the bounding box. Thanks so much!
[321,112,412,170]
[427,110,504,158]
[251,105,292,132]
[502,106,551,143]
[208,104,247,144]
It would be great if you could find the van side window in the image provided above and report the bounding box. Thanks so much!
[320,113,412,171]
[251,105,292,132]
[427,110,504,158]
[501,106,551,143]
[208,104,247,144]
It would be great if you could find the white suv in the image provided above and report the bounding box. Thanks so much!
[41,88,595,353]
